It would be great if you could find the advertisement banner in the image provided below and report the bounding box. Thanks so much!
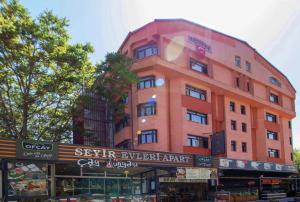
[194,155,214,167]
[219,158,298,173]
[211,131,226,155]
[58,145,193,167]
[7,162,48,197]
[177,167,217,179]
[16,140,58,160]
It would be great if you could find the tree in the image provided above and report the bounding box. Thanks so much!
[73,52,138,147]
[294,149,300,171]
[0,0,95,141]
[94,52,138,119]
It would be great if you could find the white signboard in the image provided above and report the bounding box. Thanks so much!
[177,168,217,179]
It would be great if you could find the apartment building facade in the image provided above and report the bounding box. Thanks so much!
[115,19,296,166]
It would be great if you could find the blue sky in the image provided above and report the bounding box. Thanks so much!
[20,0,300,148]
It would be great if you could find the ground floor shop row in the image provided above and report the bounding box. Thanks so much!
[0,160,217,201]
[0,138,298,201]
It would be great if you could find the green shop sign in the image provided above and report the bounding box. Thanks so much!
[16,140,58,160]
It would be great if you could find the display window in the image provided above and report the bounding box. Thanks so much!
[7,161,48,198]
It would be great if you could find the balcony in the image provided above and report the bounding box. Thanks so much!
[115,127,132,146]
[182,95,212,114]
[264,121,280,132]
[183,146,211,155]
[266,157,285,164]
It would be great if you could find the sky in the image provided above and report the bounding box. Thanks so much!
[20,0,300,149]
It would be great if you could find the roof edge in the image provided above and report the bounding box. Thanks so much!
[119,18,296,93]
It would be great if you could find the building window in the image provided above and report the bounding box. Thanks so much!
[231,141,237,151]
[115,115,130,133]
[267,130,278,140]
[137,76,155,89]
[235,56,241,67]
[235,77,240,88]
[138,130,157,144]
[242,123,247,132]
[134,44,158,59]
[137,102,156,117]
[242,142,247,152]
[231,120,237,130]
[115,139,131,149]
[186,85,206,100]
[241,105,246,115]
[190,59,208,74]
[268,148,279,158]
[291,153,294,161]
[247,82,251,92]
[269,77,281,87]
[290,137,292,145]
[245,61,251,72]
[288,121,291,129]
[230,101,235,112]
[269,93,279,104]
[186,110,208,125]
[119,93,128,105]
[187,135,209,148]
[266,113,277,123]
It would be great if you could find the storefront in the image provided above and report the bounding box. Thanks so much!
[0,138,217,201]
[218,157,298,201]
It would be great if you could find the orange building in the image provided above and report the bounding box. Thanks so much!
[115,19,296,166]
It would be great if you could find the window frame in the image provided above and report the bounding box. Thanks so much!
[137,102,156,117]
[235,56,241,67]
[119,93,129,105]
[268,148,280,158]
[242,142,247,152]
[115,115,130,133]
[186,110,208,125]
[187,134,209,148]
[115,139,131,149]
[269,77,281,87]
[138,130,158,144]
[269,93,279,104]
[186,85,207,101]
[231,120,237,130]
[245,61,251,72]
[230,101,235,112]
[190,59,208,74]
[266,113,277,123]
[240,105,246,115]
[242,123,247,132]
[235,77,240,88]
[231,141,237,151]
[134,44,158,60]
[266,130,278,140]
[137,76,156,89]
[246,82,251,92]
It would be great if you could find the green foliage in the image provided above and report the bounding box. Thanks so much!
[94,52,138,120]
[294,149,300,171]
[0,0,95,141]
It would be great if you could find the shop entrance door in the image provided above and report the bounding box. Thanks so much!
[54,163,156,201]
[159,182,208,201]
